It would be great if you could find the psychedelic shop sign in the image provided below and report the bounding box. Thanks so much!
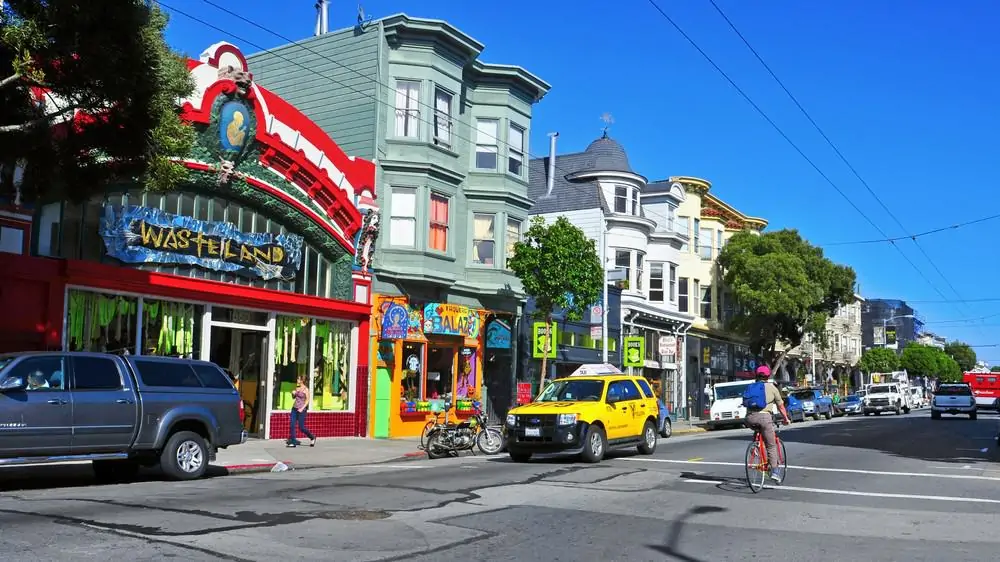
[423,303,481,339]
[380,302,410,339]
[485,319,511,349]
[100,205,303,281]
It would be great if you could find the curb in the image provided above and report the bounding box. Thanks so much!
[402,451,426,458]
[672,427,707,435]
[217,461,293,474]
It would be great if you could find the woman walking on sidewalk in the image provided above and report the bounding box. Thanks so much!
[287,375,316,448]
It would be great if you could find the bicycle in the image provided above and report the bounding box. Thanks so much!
[745,419,787,493]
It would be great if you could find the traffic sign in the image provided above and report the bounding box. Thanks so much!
[591,304,603,320]
[623,336,644,367]
[658,335,676,355]
[532,321,557,359]
[607,268,627,282]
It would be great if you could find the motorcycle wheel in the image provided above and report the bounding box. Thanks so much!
[426,430,450,459]
[476,427,504,455]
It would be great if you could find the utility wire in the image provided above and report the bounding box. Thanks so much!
[819,212,1000,247]
[702,0,986,338]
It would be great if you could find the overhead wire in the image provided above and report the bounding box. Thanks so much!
[818,212,1000,247]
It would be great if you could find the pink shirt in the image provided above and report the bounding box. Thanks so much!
[292,387,308,410]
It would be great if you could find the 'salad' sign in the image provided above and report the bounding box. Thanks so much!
[100,205,303,281]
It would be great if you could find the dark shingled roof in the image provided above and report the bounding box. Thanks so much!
[527,133,637,216]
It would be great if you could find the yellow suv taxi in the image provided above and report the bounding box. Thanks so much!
[504,371,661,463]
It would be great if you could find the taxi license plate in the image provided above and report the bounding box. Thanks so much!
[525,427,540,437]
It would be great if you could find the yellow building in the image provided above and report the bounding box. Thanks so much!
[670,176,767,416]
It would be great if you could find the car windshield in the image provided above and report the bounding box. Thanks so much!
[843,395,860,402]
[0,357,13,373]
[868,385,892,394]
[790,390,816,400]
[935,385,972,396]
[715,383,751,400]
[536,379,605,402]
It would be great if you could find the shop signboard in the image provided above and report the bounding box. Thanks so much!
[423,303,482,339]
[485,318,512,349]
[623,336,644,368]
[380,302,409,339]
[99,205,304,281]
[658,335,676,356]
[532,322,557,359]
[517,382,533,404]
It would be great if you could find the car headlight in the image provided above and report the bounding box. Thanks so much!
[557,413,578,426]
[506,414,517,427]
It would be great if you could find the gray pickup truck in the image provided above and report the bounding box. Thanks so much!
[0,351,247,481]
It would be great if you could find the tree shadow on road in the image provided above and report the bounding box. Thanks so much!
[646,505,728,561]
[0,464,229,492]
[711,414,1000,465]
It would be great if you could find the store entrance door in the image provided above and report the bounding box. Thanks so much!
[210,326,269,437]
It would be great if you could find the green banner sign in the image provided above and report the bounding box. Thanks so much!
[623,336,644,367]
[532,322,557,359]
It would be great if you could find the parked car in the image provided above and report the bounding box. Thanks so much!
[783,394,807,422]
[931,383,977,420]
[0,351,246,481]
[839,394,863,415]
[788,388,834,420]
[657,398,672,438]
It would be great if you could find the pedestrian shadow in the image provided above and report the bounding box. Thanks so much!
[646,505,728,561]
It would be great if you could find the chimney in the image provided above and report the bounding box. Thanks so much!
[315,0,329,35]
[542,132,558,198]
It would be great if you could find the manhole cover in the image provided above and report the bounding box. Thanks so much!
[314,509,391,521]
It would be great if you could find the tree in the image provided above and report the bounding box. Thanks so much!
[936,353,962,383]
[991,366,1000,373]
[944,340,976,372]
[0,1,194,203]
[509,216,603,388]
[858,347,899,374]
[717,229,856,370]
[900,344,941,378]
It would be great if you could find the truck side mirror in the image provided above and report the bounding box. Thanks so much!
[0,376,27,392]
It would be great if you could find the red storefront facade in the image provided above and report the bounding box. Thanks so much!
[0,42,380,439]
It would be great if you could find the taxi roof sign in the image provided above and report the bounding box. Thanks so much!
[568,363,625,377]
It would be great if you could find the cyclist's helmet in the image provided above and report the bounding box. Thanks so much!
[754,365,771,380]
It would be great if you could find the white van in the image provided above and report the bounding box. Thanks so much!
[708,380,754,430]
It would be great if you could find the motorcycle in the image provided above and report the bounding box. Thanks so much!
[425,407,504,459]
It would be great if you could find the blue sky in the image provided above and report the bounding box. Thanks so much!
[162,0,1000,363]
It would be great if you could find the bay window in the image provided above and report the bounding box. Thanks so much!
[433,88,453,147]
[615,249,630,289]
[472,213,495,265]
[679,278,689,313]
[475,119,499,169]
[505,218,521,266]
[669,264,677,302]
[429,194,449,252]
[636,252,645,291]
[508,123,525,175]
[393,80,420,138]
[649,263,664,302]
[389,187,416,247]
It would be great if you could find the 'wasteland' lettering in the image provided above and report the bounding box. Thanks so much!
[134,221,286,267]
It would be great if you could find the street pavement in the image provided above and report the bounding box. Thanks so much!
[2,409,1000,560]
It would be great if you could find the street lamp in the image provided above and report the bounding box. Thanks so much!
[882,313,916,349]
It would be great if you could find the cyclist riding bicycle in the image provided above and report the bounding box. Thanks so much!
[743,365,791,483]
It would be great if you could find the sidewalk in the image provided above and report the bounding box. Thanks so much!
[672,417,709,434]
[214,437,423,473]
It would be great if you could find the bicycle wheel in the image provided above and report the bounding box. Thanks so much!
[745,438,766,493]
[773,436,788,484]
[419,420,437,450]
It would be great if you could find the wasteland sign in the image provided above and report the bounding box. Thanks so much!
[100,205,304,281]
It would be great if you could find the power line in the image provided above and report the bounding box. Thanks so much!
[701,0,986,339]
[924,312,1000,325]
[819,212,1000,247]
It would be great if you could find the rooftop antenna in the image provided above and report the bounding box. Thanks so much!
[314,0,329,36]
[357,3,373,28]
[600,112,614,138]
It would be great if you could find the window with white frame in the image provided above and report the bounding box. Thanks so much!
[678,278,689,313]
[700,284,712,319]
[472,213,495,265]
[717,230,724,252]
[699,226,712,260]
[433,88,452,147]
[693,218,701,254]
[631,190,639,216]
[614,186,628,213]
[508,123,525,175]
[669,264,677,302]
[394,80,420,138]
[636,252,645,291]
[615,249,631,289]
[389,187,416,247]
[505,218,521,266]
[475,119,499,169]
[693,280,701,316]
[649,263,664,302]
[667,204,676,231]
[428,193,450,252]
[677,217,690,251]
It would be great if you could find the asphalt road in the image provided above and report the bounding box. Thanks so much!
[2,409,1000,561]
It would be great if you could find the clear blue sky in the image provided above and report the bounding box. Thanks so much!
[162,0,1000,363]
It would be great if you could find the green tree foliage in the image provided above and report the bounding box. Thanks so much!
[717,229,856,368]
[901,343,962,382]
[943,340,976,372]
[508,216,603,386]
[0,1,194,203]
[991,366,1000,373]
[857,347,900,374]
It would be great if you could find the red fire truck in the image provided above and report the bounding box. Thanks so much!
[962,372,1000,410]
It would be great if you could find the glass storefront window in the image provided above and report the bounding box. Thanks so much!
[272,315,310,412]
[401,342,424,402]
[456,347,477,399]
[66,290,138,354]
[313,320,352,411]
[142,299,203,358]
[425,345,455,399]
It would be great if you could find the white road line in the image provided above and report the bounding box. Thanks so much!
[622,458,1000,482]
[682,479,1000,504]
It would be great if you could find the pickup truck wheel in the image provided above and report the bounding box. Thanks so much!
[160,431,209,480]
[92,459,140,483]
